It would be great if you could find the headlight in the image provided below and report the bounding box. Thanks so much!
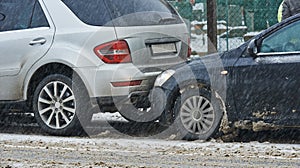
[154,69,175,87]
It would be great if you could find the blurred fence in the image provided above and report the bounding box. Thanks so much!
[168,0,282,54]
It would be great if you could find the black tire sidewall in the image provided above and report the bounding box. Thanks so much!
[118,105,159,123]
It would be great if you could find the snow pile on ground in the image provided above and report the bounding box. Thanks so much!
[92,112,127,122]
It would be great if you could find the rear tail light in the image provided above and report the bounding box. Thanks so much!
[94,40,132,64]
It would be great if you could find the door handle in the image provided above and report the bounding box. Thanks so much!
[29,38,47,46]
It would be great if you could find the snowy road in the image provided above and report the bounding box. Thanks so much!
[0,133,299,168]
[0,113,299,167]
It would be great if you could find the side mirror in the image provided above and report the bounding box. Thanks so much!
[247,39,258,58]
[0,13,5,21]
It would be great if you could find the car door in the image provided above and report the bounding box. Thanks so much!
[232,20,300,124]
[0,0,55,100]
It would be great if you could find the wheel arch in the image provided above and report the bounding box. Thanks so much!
[166,78,212,105]
[24,62,87,109]
[175,81,226,114]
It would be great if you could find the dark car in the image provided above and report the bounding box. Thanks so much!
[150,14,300,140]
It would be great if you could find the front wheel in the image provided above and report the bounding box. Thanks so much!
[172,88,223,140]
[32,74,92,136]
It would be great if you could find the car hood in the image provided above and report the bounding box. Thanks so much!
[162,43,248,90]
[172,42,247,71]
[169,52,222,71]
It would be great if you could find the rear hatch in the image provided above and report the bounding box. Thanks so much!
[105,0,189,72]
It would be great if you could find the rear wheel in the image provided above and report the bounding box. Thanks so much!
[172,87,223,140]
[33,74,92,136]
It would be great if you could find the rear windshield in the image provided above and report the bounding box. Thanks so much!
[62,0,182,26]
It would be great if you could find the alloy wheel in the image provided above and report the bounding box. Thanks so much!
[37,81,76,129]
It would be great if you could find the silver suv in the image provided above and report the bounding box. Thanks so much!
[0,0,189,135]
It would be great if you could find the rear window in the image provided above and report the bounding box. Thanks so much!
[61,0,182,26]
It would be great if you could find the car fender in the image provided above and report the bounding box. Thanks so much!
[22,47,94,100]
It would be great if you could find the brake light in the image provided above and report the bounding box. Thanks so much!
[94,40,132,64]
[111,80,142,87]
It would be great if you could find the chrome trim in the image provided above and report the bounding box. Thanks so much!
[257,51,300,56]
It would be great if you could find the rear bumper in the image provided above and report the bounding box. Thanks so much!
[74,64,161,98]
[74,62,184,113]
[96,90,151,112]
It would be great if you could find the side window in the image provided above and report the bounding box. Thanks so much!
[0,0,35,32]
[62,0,113,26]
[260,20,300,53]
[30,1,49,28]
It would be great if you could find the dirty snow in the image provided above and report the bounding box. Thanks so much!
[0,133,299,168]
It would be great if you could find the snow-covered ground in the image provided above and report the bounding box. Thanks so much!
[92,112,127,122]
[0,111,299,167]
[0,133,299,167]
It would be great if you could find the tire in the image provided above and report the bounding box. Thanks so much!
[32,74,92,136]
[171,87,223,140]
[117,88,167,124]
[118,105,158,123]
